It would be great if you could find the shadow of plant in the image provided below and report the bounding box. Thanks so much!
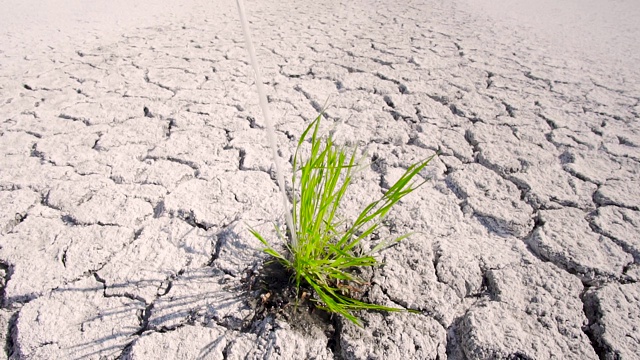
[8,222,337,360]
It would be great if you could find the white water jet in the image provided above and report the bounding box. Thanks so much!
[236,0,298,250]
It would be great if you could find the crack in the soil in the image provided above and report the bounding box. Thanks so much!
[4,311,19,359]
[58,113,91,126]
[327,315,344,360]
[431,242,446,286]
[207,227,231,267]
[133,302,154,337]
[502,101,516,118]
[581,287,609,360]
[166,118,176,138]
[144,155,200,177]
[0,262,12,308]
[586,212,640,263]
[445,315,468,360]
[142,69,177,98]
[174,209,210,231]
[29,144,55,166]
[149,198,165,218]
[293,85,325,115]
[92,272,148,303]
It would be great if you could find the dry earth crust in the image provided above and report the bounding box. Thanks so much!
[1,0,639,359]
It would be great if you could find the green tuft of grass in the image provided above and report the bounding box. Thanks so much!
[250,112,435,326]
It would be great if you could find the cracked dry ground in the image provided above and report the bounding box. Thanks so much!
[1,0,639,359]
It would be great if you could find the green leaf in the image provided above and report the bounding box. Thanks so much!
[255,110,436,326]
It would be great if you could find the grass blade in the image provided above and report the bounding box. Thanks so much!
[250,113,436,326]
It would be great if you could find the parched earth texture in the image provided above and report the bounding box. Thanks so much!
[1,0,639,359]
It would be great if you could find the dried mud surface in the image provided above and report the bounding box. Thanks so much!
[1,0,639,359]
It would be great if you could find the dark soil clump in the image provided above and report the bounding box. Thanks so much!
[241,261,336,338]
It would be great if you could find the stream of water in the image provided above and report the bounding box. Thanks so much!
[236,0,298,249]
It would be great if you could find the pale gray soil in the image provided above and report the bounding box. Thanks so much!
[1,0,639,359]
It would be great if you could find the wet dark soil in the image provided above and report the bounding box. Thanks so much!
[241,261,336,336]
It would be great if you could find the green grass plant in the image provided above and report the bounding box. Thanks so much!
[250,113,435,326]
